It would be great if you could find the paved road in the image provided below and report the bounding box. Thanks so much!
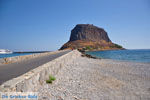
[0,50,71,85]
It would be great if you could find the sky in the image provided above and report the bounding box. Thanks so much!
[0,0,150,51]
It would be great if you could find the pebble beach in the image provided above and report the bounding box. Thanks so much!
[38,53,150,100]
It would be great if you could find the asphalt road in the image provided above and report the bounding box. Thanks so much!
[0,50,71,85]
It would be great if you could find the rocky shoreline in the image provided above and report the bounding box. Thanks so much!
[38,51,150,100]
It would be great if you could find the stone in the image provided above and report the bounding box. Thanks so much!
[60,24,123,50]
[69,24,111,42]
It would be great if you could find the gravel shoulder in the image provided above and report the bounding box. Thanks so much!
[38,54,150,100]
[0,50,70,85]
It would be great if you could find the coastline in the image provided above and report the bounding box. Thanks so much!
[0,50,66,65]
[84,48,125,52]
[83,49,150,64]
[38,50,150,99]
[0,50,149,99]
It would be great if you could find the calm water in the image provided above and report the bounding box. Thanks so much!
[86,49,150,63]
[0,53,37,58]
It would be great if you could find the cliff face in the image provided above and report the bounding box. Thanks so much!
[69,24,111,42]
[60,24,123,50]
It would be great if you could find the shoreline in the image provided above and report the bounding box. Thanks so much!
[84,48,125,52]
[77,48,125,53]
[82,49,150,64]
[0,50,66,65]
[0,50,149,99]
[38,51,150,99]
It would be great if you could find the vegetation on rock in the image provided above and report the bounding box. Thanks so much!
[60,24,124,50]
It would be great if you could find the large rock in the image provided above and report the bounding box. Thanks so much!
[60,24,123,50]
[69,24,111,42]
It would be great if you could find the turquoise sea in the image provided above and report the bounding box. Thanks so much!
[86,49,150,63]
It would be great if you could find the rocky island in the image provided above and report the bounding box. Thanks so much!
[60,24,123,51]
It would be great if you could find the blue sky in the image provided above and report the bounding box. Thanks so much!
[0,0,150,51]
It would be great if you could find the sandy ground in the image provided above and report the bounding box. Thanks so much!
[38,55,150,100]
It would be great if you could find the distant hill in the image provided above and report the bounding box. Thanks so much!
[60,24,124,51]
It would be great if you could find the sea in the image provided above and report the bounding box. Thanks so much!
[86,49,150,63]
[0,52,37,58]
